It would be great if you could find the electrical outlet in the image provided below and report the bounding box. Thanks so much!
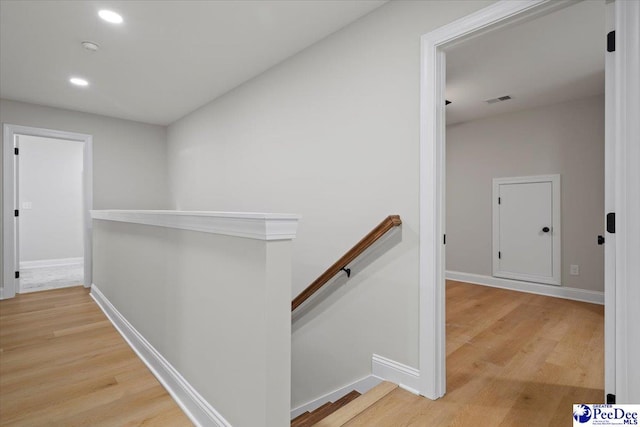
[570,264,579,275]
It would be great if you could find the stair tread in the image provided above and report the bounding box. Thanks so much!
[291,391,361,427]
[299,402,339,427]
[312,381,398,427]
[331,390,361,409]
[291,411,312,427]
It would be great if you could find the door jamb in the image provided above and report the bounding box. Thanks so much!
[604,0,616,399]
[2,124,93,299]
[612,0,640,404]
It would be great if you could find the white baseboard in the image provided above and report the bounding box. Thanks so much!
[291,375,382,420]
[446,271,604,305]
[20,257,83,269]
[90,284,231,427]
[371,354,420,395]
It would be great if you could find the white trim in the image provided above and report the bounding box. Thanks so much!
[604,0,616,398]
[2,124,93,300]
[90,284,232,427]
[91,210,300,241]
[3,125,17,299]
[419,30,447,400]
[290,375,382,420]
[614,0,640,404]
[420,0,586,400]
[372,354,421,396]
[20,257,83,269]
[492,174,561,286]
[446,271,604,305]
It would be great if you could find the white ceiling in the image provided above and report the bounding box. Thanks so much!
[446,0,605,125]
[0,0,387,125]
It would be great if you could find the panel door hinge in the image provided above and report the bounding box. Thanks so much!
[498,197,501,205]
[14,209,19,217]
[443,234,446,245]
[15,271,20,279]
[14,147,19,155]
[607,393,616,404]
[607,31,615,52]
[607,212,615,233]
[498,251,501,259]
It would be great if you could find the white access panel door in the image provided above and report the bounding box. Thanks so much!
[493,175,561,285]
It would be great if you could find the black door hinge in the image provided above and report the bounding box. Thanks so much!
[498,251,501,259]
[498,197,501,204]
[607,212,615,233]
[14,209,19,217]
[607,31,615,52]
[14,147,19,155]
[607,393,616,404]
[15,271,19,279]
[443,234,446,245]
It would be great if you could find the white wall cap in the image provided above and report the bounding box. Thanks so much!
[91,210,300,241]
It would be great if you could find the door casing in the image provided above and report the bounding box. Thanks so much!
[2,124,93,299]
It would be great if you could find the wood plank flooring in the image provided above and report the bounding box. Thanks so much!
[335,281,605,426]
[1,281,604,426]
[0,286,192,426]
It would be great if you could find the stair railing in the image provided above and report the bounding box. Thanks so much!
[291,215,402,311]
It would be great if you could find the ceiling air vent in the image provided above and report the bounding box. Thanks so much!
[485,95,512,104]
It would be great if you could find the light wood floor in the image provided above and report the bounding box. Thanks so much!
[0,286,192,426]
[342,280,605,426]
[1,281,604,426]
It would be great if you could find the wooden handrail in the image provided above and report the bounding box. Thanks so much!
[292,215,402,311]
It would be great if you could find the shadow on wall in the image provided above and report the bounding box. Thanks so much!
[292,226,403,327]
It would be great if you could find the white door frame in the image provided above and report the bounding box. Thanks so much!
[2,124,93,299]
[611,0,640,404]
[419,0,639,402]
[492,174,561,286]
[603,0,616,399]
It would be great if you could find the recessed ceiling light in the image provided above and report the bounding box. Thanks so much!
[98,9,123,24]
[81,41,100,52]
[69,77,89,87]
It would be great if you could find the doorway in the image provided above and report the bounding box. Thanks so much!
[442,2,605,409]
[417,0,637,403]
[439,4,608,417]
[17,135,85,293]
[2,124,93,299]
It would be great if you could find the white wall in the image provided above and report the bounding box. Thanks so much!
[446,95,605,292]
[18,135,84,262]
[1,99,170,292]
[166,0,493,407]
[92,216,294,427]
